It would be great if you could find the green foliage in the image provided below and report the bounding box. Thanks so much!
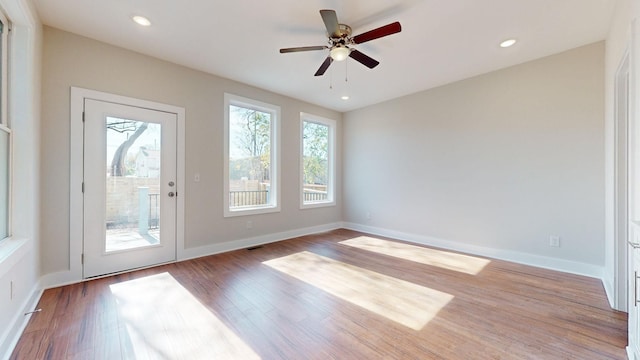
[303,121,329,185]
[227,109,330,188]
[230,106,271,181]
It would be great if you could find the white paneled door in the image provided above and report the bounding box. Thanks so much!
[83,99,177,278]
[629,18,640,360]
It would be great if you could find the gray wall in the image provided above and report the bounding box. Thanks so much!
[343,42,605,268]
[40,26,342,275]
[41,25,606,275]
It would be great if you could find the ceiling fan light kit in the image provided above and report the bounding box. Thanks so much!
[330,45,350,61]
[280,9,402,76]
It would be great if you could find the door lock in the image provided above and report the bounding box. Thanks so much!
[168,181,175,187]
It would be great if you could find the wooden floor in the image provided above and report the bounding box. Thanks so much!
[11,229,628,359]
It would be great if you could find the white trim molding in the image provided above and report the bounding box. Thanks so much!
[342,222,605,279]
[299,112,337,210]
[0,284,41,360]
[178,222,342,261]
[40,222,342,289]
[0,0,41,357]
[223,93,281,218]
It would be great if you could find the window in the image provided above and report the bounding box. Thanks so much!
[224,94,280,217]
[0,12,10,240]
[300,113,335,208]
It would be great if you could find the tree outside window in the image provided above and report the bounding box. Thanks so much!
[301,114,335,208]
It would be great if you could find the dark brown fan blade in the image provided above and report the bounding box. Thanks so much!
[320,9,340,37]
[349,50,379,69]
[280,46,327,53]
[314,56,333,76]
[352,22,401,44]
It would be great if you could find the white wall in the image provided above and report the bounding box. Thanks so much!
[40,27,342,279]
[343,42,605,277]
[0,0,41,356]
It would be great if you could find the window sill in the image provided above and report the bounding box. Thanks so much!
[301,201,336,210]
[0,237,31,278]
[224,205,281,217]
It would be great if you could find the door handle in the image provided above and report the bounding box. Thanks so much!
[168,192,175,197]
[630,241,640,249]
[636,271,640,306]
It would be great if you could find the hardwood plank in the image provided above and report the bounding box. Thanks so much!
[10,229,628,359]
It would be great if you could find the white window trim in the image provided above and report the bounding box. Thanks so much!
[300,112,336,209]
[0,10,10,242]
[0,0,35,284]
[0,124,11,240]
[0,10,8,128]
[224,93,280,217]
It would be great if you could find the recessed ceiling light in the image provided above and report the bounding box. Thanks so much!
[500,39,517,48]
[341,95,350,100]
[132,15,151,27]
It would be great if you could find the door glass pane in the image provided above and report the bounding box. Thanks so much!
[105,117,161,252]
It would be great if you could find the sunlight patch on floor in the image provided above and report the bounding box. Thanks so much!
[263,251,453,330]
[339,236,490,275]
[109,272,260,359]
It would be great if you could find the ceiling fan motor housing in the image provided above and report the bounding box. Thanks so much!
[330,25,353,49]
[335,24,352,38]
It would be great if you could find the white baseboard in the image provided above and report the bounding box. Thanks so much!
[37,222,344,291]
[0,284,42,360]
[178,222,343,261]
[602,274,616,309]
[342,222,605,279]
[39,269,83,290]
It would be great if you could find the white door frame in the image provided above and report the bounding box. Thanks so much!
[70,87,185,280]
[614,50,630,312]
[628,17,640,360]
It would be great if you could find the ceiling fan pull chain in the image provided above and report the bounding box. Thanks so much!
[345,59,349,82]
[329,64,333,89]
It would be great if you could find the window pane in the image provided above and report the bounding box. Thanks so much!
[303,121,329,203]
[0,130,8,238]
[229,105,272,209]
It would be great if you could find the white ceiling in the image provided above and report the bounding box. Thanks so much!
[34,0,616,112]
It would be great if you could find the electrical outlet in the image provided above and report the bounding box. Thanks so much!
[194,173,200,182]
[10,280,13,300]
[366,212,371,220]
[246,220,253,229]
[549,235,561,247]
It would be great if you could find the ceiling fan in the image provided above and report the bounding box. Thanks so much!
[279,9,402,76]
